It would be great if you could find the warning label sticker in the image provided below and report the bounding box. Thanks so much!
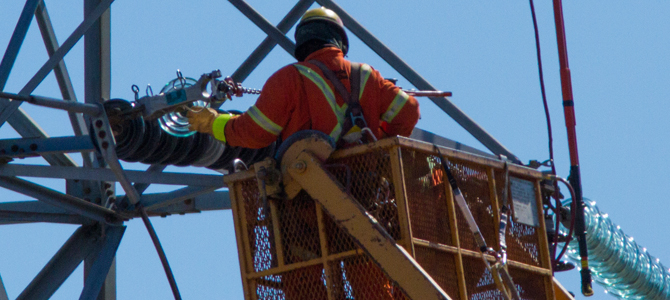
[510,177,539,227]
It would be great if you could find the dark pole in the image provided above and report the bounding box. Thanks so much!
[551,0,593,296]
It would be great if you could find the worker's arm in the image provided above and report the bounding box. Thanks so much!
[369,67,420,137]
[188,66,299,148]
[223,66,300,148]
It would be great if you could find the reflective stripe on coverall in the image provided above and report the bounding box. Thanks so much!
[221,47,419,149]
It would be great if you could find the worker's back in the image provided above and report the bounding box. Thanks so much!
[223,47,419,149]
[188,7,419,150]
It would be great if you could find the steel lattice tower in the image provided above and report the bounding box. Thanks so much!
[0,1,517,298]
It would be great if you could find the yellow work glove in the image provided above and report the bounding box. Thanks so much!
[187,106,234,142]
[187,107,219,136]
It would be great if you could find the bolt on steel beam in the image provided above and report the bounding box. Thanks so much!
[142,185,219,211]
[0,176,122,224]
[0,136,94,159]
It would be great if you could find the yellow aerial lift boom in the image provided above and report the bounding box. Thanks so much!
[225,132,575,300]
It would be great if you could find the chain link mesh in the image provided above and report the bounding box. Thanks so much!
[401,149,453,246]
[277,191,321,264]
[462,256,507,300]
[414,245,460,298]
[330,255,409,300]
[230,140,552,300]
[240,178,276,272]
[494,172,542,267]
[328,150,401,240]
[460,258,550,300]
[448,157,497,253]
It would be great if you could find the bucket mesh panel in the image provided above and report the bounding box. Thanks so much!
[230,140,552,300]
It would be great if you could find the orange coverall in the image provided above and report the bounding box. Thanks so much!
[230,47,418,299]
[223,47,420,148]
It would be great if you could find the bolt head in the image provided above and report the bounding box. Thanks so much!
[293,161,307,172]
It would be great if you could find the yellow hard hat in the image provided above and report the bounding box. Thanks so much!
[298,7,345,29]
[295,7,349,58]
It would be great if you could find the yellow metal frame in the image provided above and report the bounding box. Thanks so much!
[288,150,452,300]
[389,146,415,256]
[226,136,572,300]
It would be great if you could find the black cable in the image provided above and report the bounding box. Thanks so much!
[528,0,564,273]
[528,0,555,180]
[139,205,182,299]
[553,177,577,263]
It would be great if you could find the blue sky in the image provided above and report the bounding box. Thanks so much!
[1,0,669,299]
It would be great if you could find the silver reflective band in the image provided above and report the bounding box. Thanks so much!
[330,123,342,141]
[294,64,349,141]
[382,90,410,122]
[294,64,347,122]
[247,105,283,136]
[359,64,372,100]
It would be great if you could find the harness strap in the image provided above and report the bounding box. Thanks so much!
[435,147,488,253]
[436,146,520,300]
[307,60,368,144]
[349,63,361,106]
[499,157,510,261]
[308,60,359,104]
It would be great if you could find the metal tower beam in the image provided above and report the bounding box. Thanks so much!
[81,226,125,300]
[0,274,9,300]
[0,164,225,187]
[0,0,40,90]
[0,0,117,168]
[0,190,231,225]
[317,0,520,163]
[34,1,90,140]
[17,225,101,300]
[0,209,89,225]
[83,0,116,296]
[0,0,113,132]
[230,0,313,82]
[228,0,297,57]
[0,0,522,298]
[0,176,121,224]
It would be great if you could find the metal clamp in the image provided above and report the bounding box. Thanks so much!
[135,70,223,119]
[134,70,262,120]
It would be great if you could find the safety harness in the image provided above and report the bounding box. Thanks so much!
[436,147,521,300]
[306,60,373,146]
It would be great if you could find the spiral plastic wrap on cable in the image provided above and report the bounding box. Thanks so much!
[562,199,670,299]
[102,99,275,172]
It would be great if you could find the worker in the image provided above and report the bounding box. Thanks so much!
[188,7,417,299]
[187,7,420,149]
